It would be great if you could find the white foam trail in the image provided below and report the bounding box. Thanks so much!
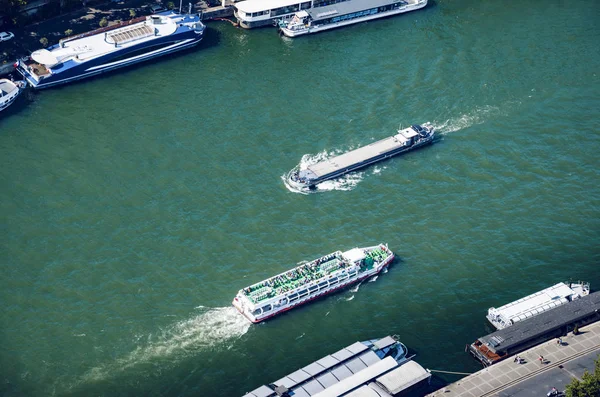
[79,307,250,384]
[345,295,355,301]
[282,149,366,194]
[350,283,361,293]
[431,105,500,135]
[325,311,330,316]
[368,275,378,283]
[295,333,305,340]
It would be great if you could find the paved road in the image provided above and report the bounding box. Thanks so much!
[427,321,600,397]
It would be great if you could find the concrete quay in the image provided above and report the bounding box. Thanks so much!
[427,320,600,397]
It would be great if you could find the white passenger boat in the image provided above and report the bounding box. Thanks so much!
[0,79,26,112]
[233,244,394,323]
[486,281,590,330]
[279,0,427,37]
[16,10,204,89]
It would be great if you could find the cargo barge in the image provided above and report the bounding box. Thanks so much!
[288,124,434,189]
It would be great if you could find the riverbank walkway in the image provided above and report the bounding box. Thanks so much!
[427,320,600,397]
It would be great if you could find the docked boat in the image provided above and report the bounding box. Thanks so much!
[233,244,394,323]
[0,79,26,112]
[244,335,431,397]
[278,0,427,37]
[16,10,205,89]
[486,281,590,330]
[289,124,434,189]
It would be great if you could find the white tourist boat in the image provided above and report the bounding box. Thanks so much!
[279,0,427,37]
[0,78,26,112]
[16,10,204,89]
[233,244,394,323]
[486,281,590,330]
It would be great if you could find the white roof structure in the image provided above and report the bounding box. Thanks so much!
[375,361,431,395]
[343,248,366,263]
[235,0,305,13]
[487,282,590,330]
[312,357,398,397]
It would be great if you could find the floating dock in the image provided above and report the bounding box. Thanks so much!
[427,319,600,397]
[469,291,600,366]
[486,281,590,330]
[243,336,431,397]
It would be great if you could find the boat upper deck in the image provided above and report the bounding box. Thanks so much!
[304,127,420,180]
[240,246,389,304]
[306,0,418,20]
[487,282,590,329]
[28,12,198,68]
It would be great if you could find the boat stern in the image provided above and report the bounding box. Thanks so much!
[232,293,259,323]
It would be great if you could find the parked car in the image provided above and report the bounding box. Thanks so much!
[0,32,14,42]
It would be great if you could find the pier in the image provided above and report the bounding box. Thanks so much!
[427,320,600,396]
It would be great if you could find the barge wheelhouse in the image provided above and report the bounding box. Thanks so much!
[16,11,205,89]
[233,244,394,323]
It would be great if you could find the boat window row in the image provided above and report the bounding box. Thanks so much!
[315,7,378,25]
[271,2,310,17]
[247,10,269,17]
[313,0,350,9]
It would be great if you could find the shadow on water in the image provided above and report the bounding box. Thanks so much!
[0,87,36,123]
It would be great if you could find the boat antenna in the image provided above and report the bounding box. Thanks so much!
[188,2,192,14]
[179,0,183,14]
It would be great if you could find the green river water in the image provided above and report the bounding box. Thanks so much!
[1,0,599,396]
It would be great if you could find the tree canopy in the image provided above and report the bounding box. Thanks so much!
[565,355,600,397]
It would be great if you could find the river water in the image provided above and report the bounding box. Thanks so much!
[1,0,599,396]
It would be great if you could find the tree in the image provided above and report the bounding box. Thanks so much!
[167,1,174,9]
[39,37,48,47]
[64,29,73,36]
[129,9,136,19]
[1,0,28,26]
[565,355,600,397]
[99,17,108,27]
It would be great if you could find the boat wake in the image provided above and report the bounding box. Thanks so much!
[368,275,378,283]
[282,149,365,194]
[431,105,501,135]
[78,306,250,385]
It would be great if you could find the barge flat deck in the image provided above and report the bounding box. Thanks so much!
[289,124,434,188]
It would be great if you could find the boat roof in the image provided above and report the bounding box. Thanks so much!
[235,0,306,13]
[375,361,431,395]
[244,337,408,397]
[30,12,194,67]
[305,126,419,180]
[0,79,18,96]
[488,282,586,326]
[306,0,412,19]
[478,291,600,354]
[343,248,366,263]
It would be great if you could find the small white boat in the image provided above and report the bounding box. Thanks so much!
[0,79,25,112]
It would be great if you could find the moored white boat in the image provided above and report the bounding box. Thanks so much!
[278,0,427,37]
[16,10,204,89]
[486,281,591,330]
[0,79,26,112]
[233,244,394,323]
